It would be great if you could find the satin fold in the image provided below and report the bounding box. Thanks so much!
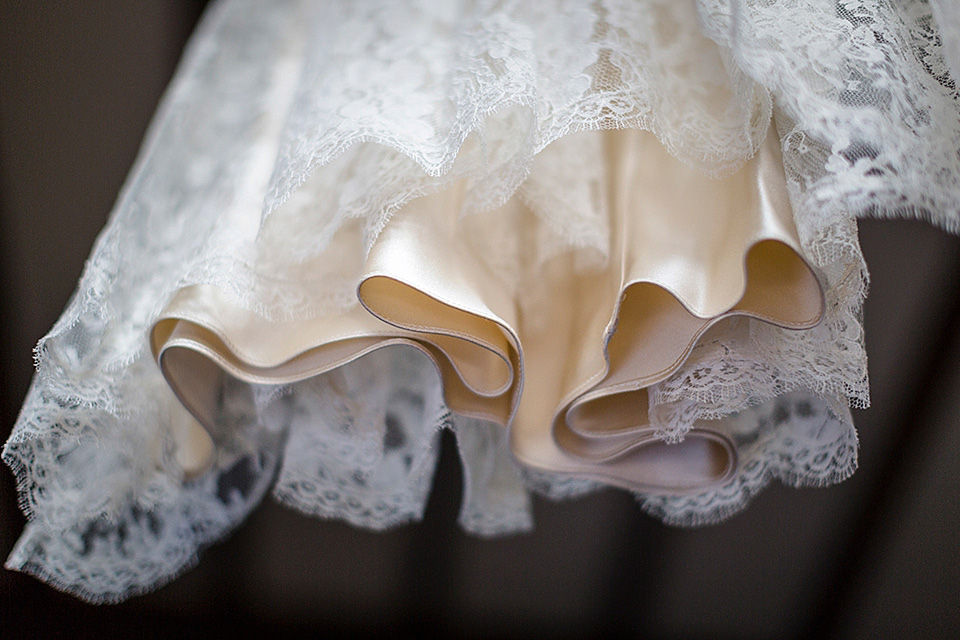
[510,127,823,492]
[150,127,823,494]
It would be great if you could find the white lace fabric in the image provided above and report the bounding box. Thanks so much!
[4,0,959,602]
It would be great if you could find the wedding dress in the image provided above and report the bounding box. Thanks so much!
[5,0,959,603]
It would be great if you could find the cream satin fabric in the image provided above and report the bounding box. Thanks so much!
[151,127,823,492]
[512,128,822,491]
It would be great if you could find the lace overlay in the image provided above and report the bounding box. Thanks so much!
[4,0,958,602]
[7,375,282,603]
[640,393,858,526]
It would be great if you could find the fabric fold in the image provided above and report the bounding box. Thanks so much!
[152,126,826,498]
[6,0,957,604]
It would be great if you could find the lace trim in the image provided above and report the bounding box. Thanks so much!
[6,0,959,603]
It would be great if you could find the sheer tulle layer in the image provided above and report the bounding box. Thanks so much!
[4,0,957,602]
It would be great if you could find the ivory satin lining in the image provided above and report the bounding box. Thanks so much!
[150,127,823,493]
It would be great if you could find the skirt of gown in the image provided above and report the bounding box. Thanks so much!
[5,0,960,602]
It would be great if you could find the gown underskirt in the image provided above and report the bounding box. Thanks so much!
[5,0,960,603]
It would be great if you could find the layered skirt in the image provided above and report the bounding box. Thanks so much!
[6,0,960,602]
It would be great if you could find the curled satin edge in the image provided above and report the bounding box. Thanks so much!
[149,126,825,495]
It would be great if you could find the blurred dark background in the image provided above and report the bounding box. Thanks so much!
[2,3,959,638]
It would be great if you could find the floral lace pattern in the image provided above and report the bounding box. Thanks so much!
[4,0,959,602]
